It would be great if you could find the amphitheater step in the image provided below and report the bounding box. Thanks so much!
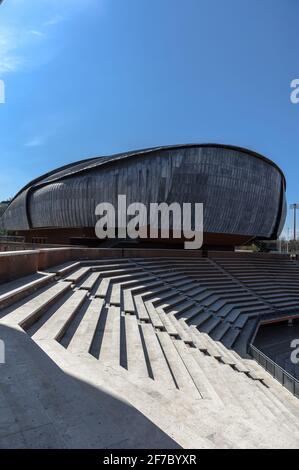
[172,340,215,400]
[176,305,204,322]
[98,306,121,367]
[139,323,175,388]
[187,309,213,327]
[63,267,91,284]
[232,319,257,355]
[167,299,195,316]
[123,288,135,313]
[124,314,149,378]
[78,272,101,291]
[46,261,81,277]
[134,295,151,321]
[191,351,237,407]
[167,314,193,343]
[144,300,165,329]
[67,298,105,354]
[221,326,240,349]
[109,283,122,306]
[32,289,88,341]
[199,315,221,334]
[0,273,56,311]
[2,281,72,329]
[209,320,231,341]
[156,307,179,336]
[94,278,110,298]
[155,331,200,398]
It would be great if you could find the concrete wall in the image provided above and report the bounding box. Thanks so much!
[0,247,204,283]
[0,251,39,283]
[208,251,290,259]
[0,247,290,284]
[38,248,73,270]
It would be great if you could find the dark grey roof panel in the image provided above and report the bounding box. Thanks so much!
[0,144,286,243]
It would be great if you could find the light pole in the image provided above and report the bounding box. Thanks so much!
[290,204,299,242]
[287,227,290,253]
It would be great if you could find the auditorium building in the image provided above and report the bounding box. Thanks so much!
[0,144,286,248]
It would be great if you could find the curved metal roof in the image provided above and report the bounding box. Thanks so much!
[7,144,286,209]
[0,143,286,242]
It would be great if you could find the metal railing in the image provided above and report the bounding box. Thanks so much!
[249,344,299,398]
[0,235,25,243]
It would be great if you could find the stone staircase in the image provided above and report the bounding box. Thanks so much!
[0,257,299,448]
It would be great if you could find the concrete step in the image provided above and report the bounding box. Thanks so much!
[123,288,135,313]
[234,314,250,329]
[90,263,138,273]
[232,319,257,355]
[98,306,121,367]
[124,280,166,299]
[221,326,240,349]
[214,343,250,373]
[209,320,231,341]
[67,298,105,354]
[168,279,196,290]
[2,281,72,329]
[176,305,204,322]
[109,283,121,306]
[183,326,209,353]
[0,273,56,310]
[190,329,222,358]
[144,300,165,329]
[124,314,149,378]
[192,291,215,304]
[134,295,150,322]
[142,286,175,302]
[155,331,199,398]
[94,278,110,298]
[166,299,195,316]
[172,340,218,401]
[156,307,179,336]
[150,290,182,306]
[46,261,81,277]
[33,289,88,341]
[167,314,194,343]
[63,267,91,284]
[139,323,175,388]
[178,284,203,294]
[81,258,131,265]
[94,271,146,283]
[191,351,238,407]
[199,315,221,334]
[187,309,213,327]
[79,272,101,291]
[217,304,237,318]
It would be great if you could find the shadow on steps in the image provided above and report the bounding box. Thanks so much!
[0,324,180,449]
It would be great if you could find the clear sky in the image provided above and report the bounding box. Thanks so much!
[0,0,298,236]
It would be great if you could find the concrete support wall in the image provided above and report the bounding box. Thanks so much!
[0,251,39,283]
[0,247,290,284]
[208,251,290,259]
[38,248,73,270]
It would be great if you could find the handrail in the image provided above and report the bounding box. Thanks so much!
[249,343,299,398]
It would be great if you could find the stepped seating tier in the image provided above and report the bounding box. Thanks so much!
[0,255,299,449]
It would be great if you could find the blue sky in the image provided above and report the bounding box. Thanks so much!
[0,0,298,236]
